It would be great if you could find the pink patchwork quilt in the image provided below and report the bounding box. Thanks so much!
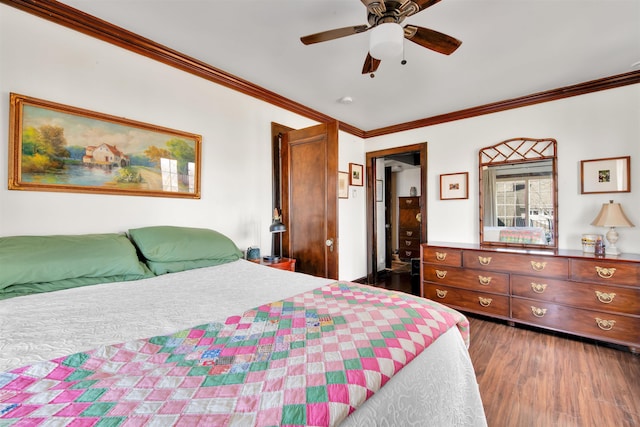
[0,282,468,426]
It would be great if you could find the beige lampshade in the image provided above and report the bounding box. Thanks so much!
[590,200,635,228]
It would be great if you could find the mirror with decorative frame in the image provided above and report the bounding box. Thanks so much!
[479,138,558,249]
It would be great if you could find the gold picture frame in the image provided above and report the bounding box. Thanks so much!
[9,93,202,198]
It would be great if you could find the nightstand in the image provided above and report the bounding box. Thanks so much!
[250,257,296,272]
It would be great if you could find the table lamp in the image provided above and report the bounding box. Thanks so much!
[590,200,635,256]
[266,208,286,262]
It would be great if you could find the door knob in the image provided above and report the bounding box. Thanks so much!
[325,238,334,252]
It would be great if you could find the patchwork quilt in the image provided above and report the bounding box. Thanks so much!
[498,227,546,244]
[0,282,468,426]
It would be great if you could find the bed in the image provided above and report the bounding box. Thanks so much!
[0,226,487,426]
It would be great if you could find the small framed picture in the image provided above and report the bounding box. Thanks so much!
[440,172,469,200]
[349,163,364,186]
[580,156,630,194]
[338,171,349,199]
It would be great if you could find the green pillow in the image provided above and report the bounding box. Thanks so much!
[145,258,238,275]
[0,233,153,295]
[0,274,152,301]
[128,226,242,271]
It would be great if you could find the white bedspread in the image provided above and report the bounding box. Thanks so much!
[0,259,486,426]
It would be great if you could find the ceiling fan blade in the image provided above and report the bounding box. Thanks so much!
[413,0,444,13]
[301,25,369,45]
[361,53,381,74]
[404,25,461,55]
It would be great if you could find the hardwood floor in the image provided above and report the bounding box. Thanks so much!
[468,315,640,427]
[371,271,640,427]
[370,269,420,295]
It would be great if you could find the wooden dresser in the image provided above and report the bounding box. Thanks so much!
[421,243,640,352]
[398,197,421,260]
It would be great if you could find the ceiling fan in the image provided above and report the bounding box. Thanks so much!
[300,0,461,75]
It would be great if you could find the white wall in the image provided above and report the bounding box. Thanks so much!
[365,85,640,253]
[395,167,421,198]
[0,5,366,280]
[338,132,367,280]
[2,5,639,287]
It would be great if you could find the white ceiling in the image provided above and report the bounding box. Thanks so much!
[61,0,640,132]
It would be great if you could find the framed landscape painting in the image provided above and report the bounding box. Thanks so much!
[8,93,202,198]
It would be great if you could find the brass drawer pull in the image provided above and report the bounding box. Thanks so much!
[405,231,413,237]
[435,252,447,261]
[478,276,492,286]
[595,318,616,331]
[531,306,547,318]
[435,270,447,279]
[478,256,492,266]
[530,282,547,293]
[405,251,412,257]
[478,297,493,307]
[595,291,616,304]
[435,289,448,298]
[405,199,413,205]
[405,240,412,246]
[530,261,547,271]
[595,266,616,279]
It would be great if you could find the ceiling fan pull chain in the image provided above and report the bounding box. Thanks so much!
[401,39,407,65]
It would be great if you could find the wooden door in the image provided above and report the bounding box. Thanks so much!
[281,122,339,279]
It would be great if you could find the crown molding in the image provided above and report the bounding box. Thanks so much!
[1,0,344,130]
[3,0,638,140]
[362,70,640,138]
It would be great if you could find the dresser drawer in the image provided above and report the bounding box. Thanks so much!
[399,228,419,239]
[511,297,640,346]
[424,284,510,317]
[570,259,640,287]
[463,250,568,278]
[399,237,420,251]
[424,265,509,294]
[400,249,420,259]
[399,209,420,229]
[512,274,640,315]
[422,246,462,267]
[399,197,419,209]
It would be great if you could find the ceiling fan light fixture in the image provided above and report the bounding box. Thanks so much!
[369,23,404,60]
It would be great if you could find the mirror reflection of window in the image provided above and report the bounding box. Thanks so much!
[479,137,557,248]
[493,170,554,244]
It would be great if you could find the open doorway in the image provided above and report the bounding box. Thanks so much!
[366,143,427,294]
